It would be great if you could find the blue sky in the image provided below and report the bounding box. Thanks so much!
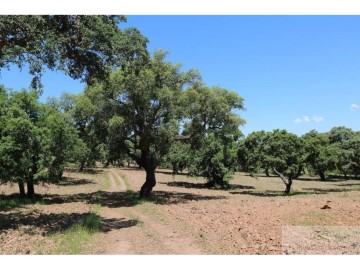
[1,15,359,136]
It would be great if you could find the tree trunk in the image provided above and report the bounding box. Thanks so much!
[273,168,293,195]
[139,167,156,199]
[78,161,85,172]
[27,179,35,198]
[295,166,303,179]
[18,181,26,197]
[265,168,270,177]
[285,178,293,195]
[319,171,326,181]
[172,163,178,175]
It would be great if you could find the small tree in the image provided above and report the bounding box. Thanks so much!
[302,130,337,180]
[183,86,245,188]
[0,90,45,197]
[163,141,191,174]
[238,130,271,176]
[328,126,357,178]
[0,88,85,197]
[238,129,304,195]
[189,133,240,188]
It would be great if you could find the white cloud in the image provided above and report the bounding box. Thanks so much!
[294,115,324,124]
[313,115,324,122]
[350,104,360,111]
[294,115,310,124]
[294,118,303,123]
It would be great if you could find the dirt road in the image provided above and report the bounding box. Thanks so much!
[1,167,360,254]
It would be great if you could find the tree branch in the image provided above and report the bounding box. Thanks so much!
[273,168,289,185]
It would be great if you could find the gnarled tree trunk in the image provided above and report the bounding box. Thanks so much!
[139,166,156,199]
[284,178,293,195]
[18,181,25,197]
[274,168,293,195]
[78,161,85,172]
[319,171,326,181]
[27,178,35,198]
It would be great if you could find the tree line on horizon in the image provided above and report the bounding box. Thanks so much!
[0,15,359,198]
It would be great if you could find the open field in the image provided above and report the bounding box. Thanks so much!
[1,167,360,254]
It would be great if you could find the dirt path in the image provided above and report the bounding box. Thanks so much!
[90,168,204,254]
[2,167,360,254]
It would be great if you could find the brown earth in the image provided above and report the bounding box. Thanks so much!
[1,167,360,255]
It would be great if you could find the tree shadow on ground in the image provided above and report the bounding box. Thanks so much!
[149,191,228,205]
[0,189,228,210]
[0,211,138,235]
[64,168,104,175]
[100,217,139,233]
[157,171,189,176]
[229,190,312,197]
[251,174,353,182]
[336,183,360,187]
[230,186,359,197]
[302,187,357,194]
[41,190,227,207]
[295,177,348,182]
[164,181,255,191]
[0,194,46,212]
[56,177,96,186]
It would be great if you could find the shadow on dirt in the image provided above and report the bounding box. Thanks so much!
[229,190,313,197]
[56,177,96,186]
[100,217,139,233]
[157,171,188,176]
[64,168,104,175]
[164,181,255,191]
[40,190,227,207]
[0,211,138,235]
[0,189,228,212]
[302,187,357,194]
[230,186,357,197]
[335,183,360,187]
[150,191,228,205]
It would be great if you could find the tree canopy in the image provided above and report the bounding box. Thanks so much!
[0,15,148,91]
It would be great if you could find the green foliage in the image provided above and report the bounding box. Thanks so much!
[0,88,87,196]
[239,127,360,182]
[328,126,360,177]
[163,141,191,174]
[238,130,270,174]
[264,129,305,178]
[302,130,337,180]
[86,51,200,173]
[183,86,245,187]
[188,133,239,188]
[238,129,305,191]
[0,15,148,91]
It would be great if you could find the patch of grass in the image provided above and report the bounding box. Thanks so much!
[53,212,102,254]
[124,190,144,206]
[0,194,47,211]
[284,211,334,226]
[101,174,111,191]
[127,213,144,227]
[90,203,102,214]
[52,203,102,254]
[117,171,132,191]
[136,201,167,223]
[111,172,122,187]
